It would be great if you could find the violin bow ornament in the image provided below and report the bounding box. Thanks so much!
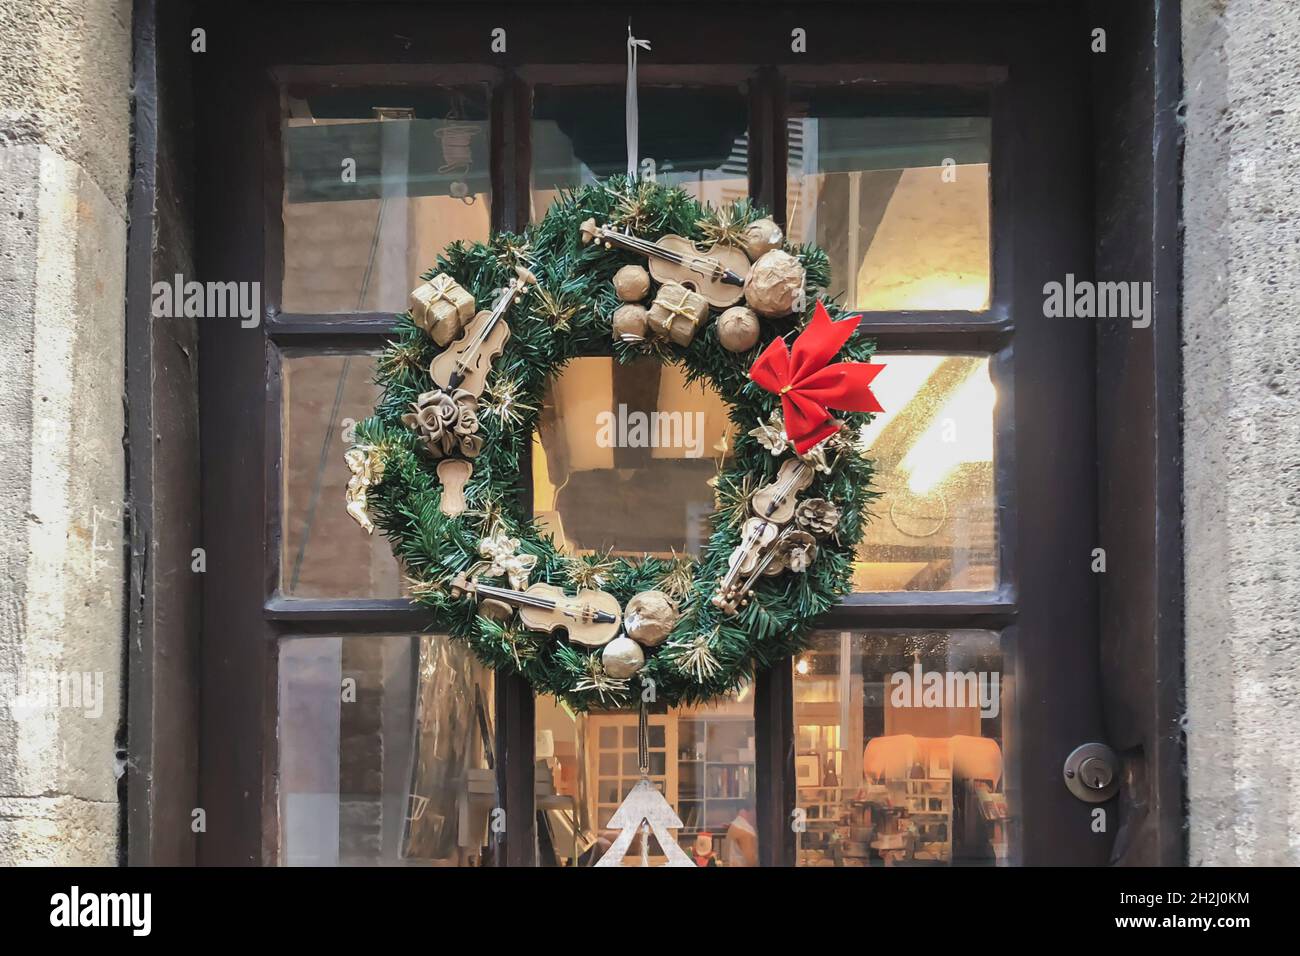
[748,301,886,454]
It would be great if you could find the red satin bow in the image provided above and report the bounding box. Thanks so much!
[749,301,885,454]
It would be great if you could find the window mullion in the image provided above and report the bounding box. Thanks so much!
[750,66,797,869]
[497,73,537,865]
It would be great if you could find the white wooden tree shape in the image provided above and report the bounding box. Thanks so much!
[595,778,696,867]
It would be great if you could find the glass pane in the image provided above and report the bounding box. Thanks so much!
[533,357,735,558]
[282,86,491,314]
[536,691,758,866]
[281,352,402,597]
[278,634,495,866]
[786,90,991,311]
[794,629,1013,867]
[855,354,997,591]
[531,85,748,219]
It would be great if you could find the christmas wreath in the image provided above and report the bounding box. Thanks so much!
[347,179,884,710]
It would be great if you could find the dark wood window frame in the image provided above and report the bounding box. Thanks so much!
[259,60,1016,868]
[166,2,1182,867]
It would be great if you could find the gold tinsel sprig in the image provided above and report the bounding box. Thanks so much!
[464,501,513,541]
[531,285,581,332]
[695,204,748,248]
[566,550,618,590]
[495,237,534,273]
[622,332,676,363]
[404,575,444,603]
[480,375,536,429]
[573,655,629,703]
[668,628,721,683]
[656,551,696,601]
[606,180,659,235]
[378,339,427,379]
[709,472,757,528]
[500,624,539,671]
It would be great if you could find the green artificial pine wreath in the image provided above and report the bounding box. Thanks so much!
[353,178,880,710]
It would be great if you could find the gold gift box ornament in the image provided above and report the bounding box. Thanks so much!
[410,273,476,346]
[647,281,710,347]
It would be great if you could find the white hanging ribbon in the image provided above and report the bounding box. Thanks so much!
[626,24,651,180]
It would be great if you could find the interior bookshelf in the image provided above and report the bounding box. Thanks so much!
[904,777,953,863]
[675,715,755,854]
[585,710,755,863]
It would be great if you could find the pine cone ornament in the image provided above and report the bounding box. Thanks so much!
[795,498,841,537]
[784,535,818,573]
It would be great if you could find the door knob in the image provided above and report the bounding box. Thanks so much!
[1063,742,1119,802]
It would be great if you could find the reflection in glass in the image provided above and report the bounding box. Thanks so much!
[533,357,735,558]
[282,86,491,314]
[794,630,1012,866]
[536,690,757,866]
[530,85,748,219]
[278,635,495,866]
[786,92,991,311]
[281,352,401,597]
[855,354,996,591]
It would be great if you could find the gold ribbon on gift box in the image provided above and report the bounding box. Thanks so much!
[426,273,463,307]
[650,283,707,344]
[658,286,697,328]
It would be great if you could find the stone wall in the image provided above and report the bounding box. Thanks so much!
[0,0,132,864]
[1183,0,1300,865]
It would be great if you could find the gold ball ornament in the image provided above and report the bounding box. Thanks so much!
[613,264,652,302]
[624,590,679,647]
[743,249,807,318]
[601,636,645,679]
[741,217,784,261]
[717,306,761,352]
[611,304,650,342]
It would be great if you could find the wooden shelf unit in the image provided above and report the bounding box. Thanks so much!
[586,711,755,862]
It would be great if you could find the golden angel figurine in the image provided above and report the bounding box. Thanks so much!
[344,445,385,534]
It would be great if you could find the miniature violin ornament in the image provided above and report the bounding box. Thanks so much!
[580,218,750,308]
[430,265,536,397]
[449,573,623,648]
